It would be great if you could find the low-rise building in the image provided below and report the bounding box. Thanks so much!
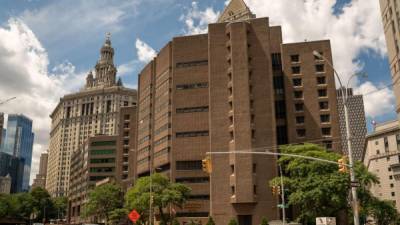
[68,135,118,223]
[364,120,400,211]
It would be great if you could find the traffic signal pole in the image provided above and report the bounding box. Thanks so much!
[207,150,353,221]
[344,93,360,225]
[312,50,362,225]
[206,150,355,224]
[202,157,212,216]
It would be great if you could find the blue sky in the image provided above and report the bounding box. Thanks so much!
[0,0,396,179]
[0,0,226,83]
[0,0,391,91]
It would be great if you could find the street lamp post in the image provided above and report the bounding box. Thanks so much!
[149,166,162,225]
[279,165,286,225]
[313,50,364,225]
[149,165,153,225]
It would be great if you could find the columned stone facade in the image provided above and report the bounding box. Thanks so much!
[46,36,137,197]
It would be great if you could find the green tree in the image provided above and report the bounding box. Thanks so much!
[8,192,34,220]
[0,194,9,218]
[31,187,55,222]
[269,144,380,224]
[109,208,129,225]
[206,216,215,225]
[260,217,269,225]
[52,196,68,220]
[352,162,400,224]
[125,173,191,225]
[172,218,180,225]
[84,183,124,224]
[228,219,238,225]
[368,198,399,225]
[353,158,400,224]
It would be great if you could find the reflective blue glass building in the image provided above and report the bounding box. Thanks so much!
[1,128,5,150]
[2,114,34,192]
[0,152,24,193]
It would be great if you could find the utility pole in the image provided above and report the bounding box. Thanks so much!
[279,165,286,225]
[313,51,362,225]
[202,157,212,216]
[149,166,161,225]
[207,151,354,223]
[149,161,153,225]
[344,91,360,225]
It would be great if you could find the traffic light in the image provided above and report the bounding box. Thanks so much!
[271,186,281,196]
[272,186,277,195]
[202,157,212,174]
[338,156,348,173]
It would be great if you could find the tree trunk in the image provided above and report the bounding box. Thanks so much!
[159,206,165,224]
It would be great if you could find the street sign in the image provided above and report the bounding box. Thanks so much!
[129,210,141,223]
[277,204,288,209]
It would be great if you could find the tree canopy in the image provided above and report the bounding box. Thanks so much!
[6,192,33,220]
[53,196,68,219]
[83,183,124,224]
[0,187,64,222]
[270,143,400,225]
[31,187,55,221]
[270,144,349,223]
[125,173,191,225]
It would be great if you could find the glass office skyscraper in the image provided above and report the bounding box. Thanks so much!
[0,152,24,193]
[2,114,34,192]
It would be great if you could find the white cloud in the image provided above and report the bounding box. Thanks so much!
[117,59,142,77]
[124,83,139,90]
[245,0,386,81]
[135,39,156,63]
[355,82,395,118]
[180,0,393,118]
[0,18,84,184]
[243,0,391,118]
[20,0,141,48]
[180,1,220,35]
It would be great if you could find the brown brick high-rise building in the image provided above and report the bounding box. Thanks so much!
[135,0,341,224]
[116,106,137,189]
